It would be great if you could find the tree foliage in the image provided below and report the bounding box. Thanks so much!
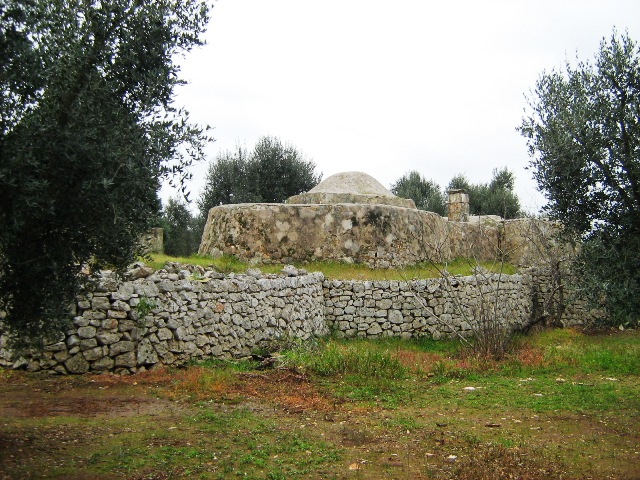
[198,136,322,217]
[0,0,212,344]
[446,168,521,219]
[519,31,640,326]
[390,171,446,215]
[161,198,201,257]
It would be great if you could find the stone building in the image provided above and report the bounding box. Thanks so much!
[199,171,560,268]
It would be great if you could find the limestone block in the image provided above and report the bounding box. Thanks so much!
[77,326,96,339]
[74,316,90,327]
[114,351,136,368]
[137,339,159,365]
[101,318,118,330]
[110,341,135,356]
[65,354,90,374]
[77,300,91,310]
[389,310,404,324]
[91,296,111,311]
[118,319,137,332]
[111,300,131,312]
[107,310,128,319]
[54,350,70,363]
[83,310,106,321]
[367,323,382,335]
[129,327,146,342]
[96,331,121,345]
[83,346,105,361]
[166,318,181,330]
[91,356,115,371]
[112,284,135,301]
[376,299,393,310]
[133,281,160,298]
[43,341,66,352]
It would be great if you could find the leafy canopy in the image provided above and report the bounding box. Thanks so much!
[161,197,202,257]
[447,168,521,219]
[198,136,322,217]
[390,168,520,219]
[519,30,640,326]
[390,171,446,215]
[0,0,212,344]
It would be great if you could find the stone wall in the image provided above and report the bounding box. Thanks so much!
[199,203,449,268]
[140,227,164,254]
[200,203,565,269]
[0,264,327,374]
[323,274,533,339]
[1,261,598,374]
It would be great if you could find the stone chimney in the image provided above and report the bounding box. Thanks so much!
[447,189,469,222]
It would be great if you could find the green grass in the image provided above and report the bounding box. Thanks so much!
[147,253,517,280]
[2,328,637,479]
[283,339,407,378]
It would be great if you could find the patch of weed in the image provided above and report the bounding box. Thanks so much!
[284,339,407,379]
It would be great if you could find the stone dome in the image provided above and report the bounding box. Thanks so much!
[287,171,416,209]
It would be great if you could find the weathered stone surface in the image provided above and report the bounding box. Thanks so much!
[114,351,136,368]
[44,341,66,352]
[79,338,98,350]
[137,339,158,365]
[91,356,115,371]
[287,171,415,208]
[107,309,128,319]
[112,283,135,301]
[111,300,131,312]
[91,296,111,311]
[74,316,90,327]
[77,326,97,339]
[83,346,105,361]
[133,281,159,298]
[157,328,173,341]
[96,331,121,345]
[199,203,448,267]
[0,263,595,376]
[65,354,90,374]
[129,266,154,279]
[110,341,135,356]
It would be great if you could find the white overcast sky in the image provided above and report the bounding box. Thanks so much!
[164,0,640,214]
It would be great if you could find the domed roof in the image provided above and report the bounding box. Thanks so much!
[287,171,416,209]
[308,171,395,196]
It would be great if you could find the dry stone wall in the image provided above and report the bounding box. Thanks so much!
[0,265,327,374]
[323,274,533,339]
[1,264,595,375]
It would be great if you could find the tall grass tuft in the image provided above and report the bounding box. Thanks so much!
[284,340,407,379]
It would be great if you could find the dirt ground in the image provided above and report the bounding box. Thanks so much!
[1,367,638,479]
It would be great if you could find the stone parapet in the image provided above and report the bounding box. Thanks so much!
[287,192,416,209]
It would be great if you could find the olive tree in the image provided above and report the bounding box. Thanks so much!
[198,136,321,218]
[161,198,201,257]
[0,0,212,345]
[519,31,640,326]
[390,171,446,215]
[447,168,521,219]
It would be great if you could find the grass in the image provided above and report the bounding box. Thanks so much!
[282,339,408,378]
[1,328,638,479]
[146,253,517,280]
